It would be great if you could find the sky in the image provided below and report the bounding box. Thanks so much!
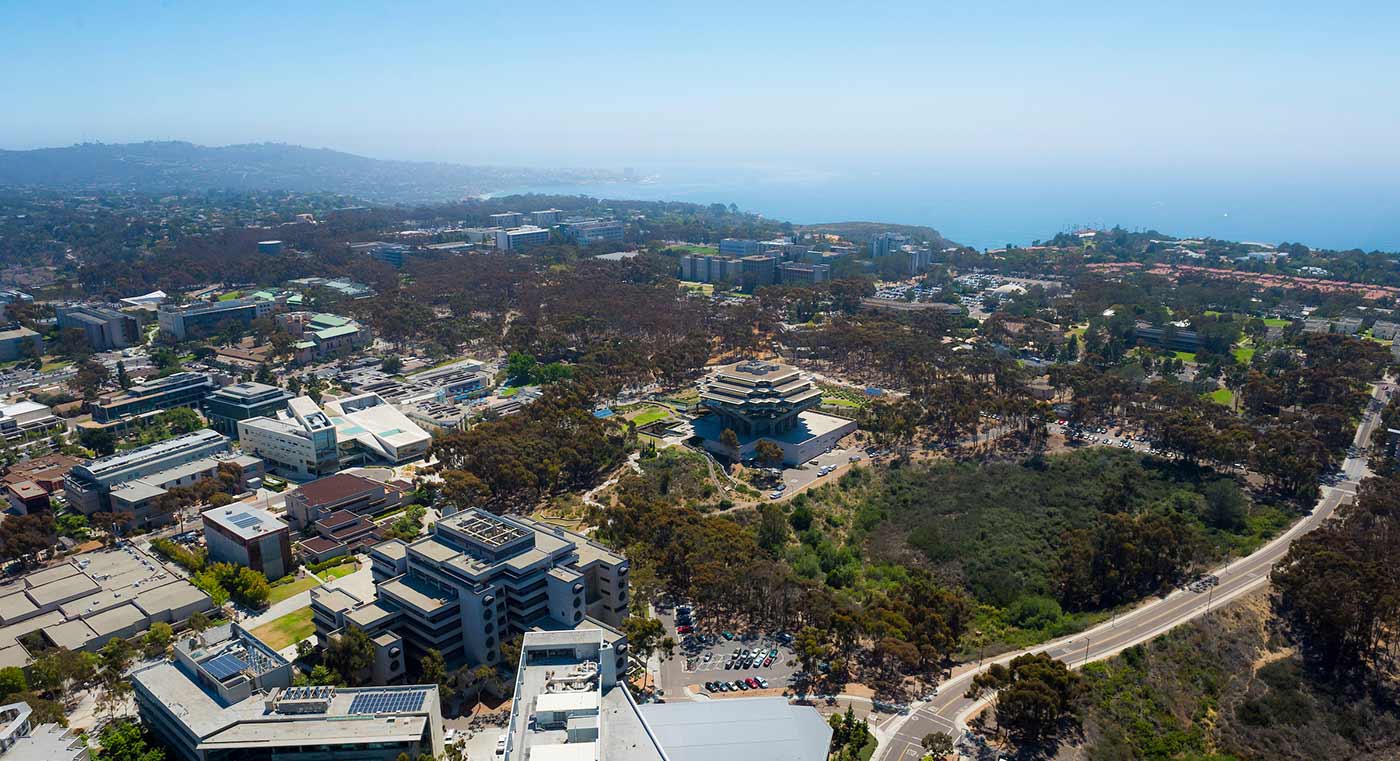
[4,1,1400,180]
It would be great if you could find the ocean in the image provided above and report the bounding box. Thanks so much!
[496,164,1400,253]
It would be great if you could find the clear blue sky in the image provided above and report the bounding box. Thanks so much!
[4,0,1399,176]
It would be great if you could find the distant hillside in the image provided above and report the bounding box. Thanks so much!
[0,141,630,202]
[797,220,960,250]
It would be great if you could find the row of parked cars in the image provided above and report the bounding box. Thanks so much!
[705,676,770,693]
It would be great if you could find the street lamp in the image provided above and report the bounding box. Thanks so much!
[974,629,986,668]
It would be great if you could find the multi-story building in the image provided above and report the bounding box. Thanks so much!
[55,305,141,351]
[203,381,293,438]
[90,371,215,426]
[561,219,625,246]
[489,212,524,228]
[203,504,291,580]
[324,393,432,465]
[0,701,89,761]
[283,472,405,531]
[158,298,274,341]
[277,312,370,363]
[0,326,41,362]
[779,261,831,285]
[502,629,831,761]
[312,510,630,672]
[495,225,552,252]
[238,396,339,479]
[872,231,913,258]
[718,238,761,257]
[740,254,778,290]
[679,253,743,284]
[759,237,807,260]
[529,209,564,226]
[695,358,856,465]
[0,400,62,444]
[64,428,261,522]
[133,623,443,761]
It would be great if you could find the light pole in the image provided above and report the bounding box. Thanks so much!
[975,630,986,669]
[1082,635,1091,667]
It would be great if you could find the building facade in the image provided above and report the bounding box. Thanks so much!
[283,472,404,530]
[495,226,552,251]
[203,382,294,437]
[55,305,141,351]
[90,371,216,425]
[203,505,291,580]
[158,299,273,341]
[237,396,339,479]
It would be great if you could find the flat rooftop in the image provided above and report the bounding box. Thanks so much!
[638,697,833,761]
[444,511,529,548]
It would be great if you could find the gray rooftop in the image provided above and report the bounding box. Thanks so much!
[638,697,833,761]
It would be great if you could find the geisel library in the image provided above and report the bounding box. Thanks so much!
[693,359,857,465]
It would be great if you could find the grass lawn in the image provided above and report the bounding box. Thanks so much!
[1206,387,1234,406]
[678,280,715,295]
[267,575,321,605]
[1173,351,1198,363]
[630,408,671,426]
[217,291,243,301]
[251,606,315,649]
[1263,317,1290,327]
[822,396,863,408]
[39,359,72,372]
[499,387,520,398]
[672,244,718,254]
[1233,346,1255,364]
[320,564,357,581]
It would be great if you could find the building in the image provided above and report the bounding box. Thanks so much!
[1372,320,1400,340]
[55,304,141,351]
[779,261,831,285]
[496,226,553,252]
[308,509,384,557]
[158,298,274,341]
[204,504,291,580]
[0,400,62,444]
[758,237,808,260]
[257,240,284,255]
[351,241,414,268]
[489,212,524,228]
[530,209,564,226]
[64,428,261,522]
[204,382,294,437]
[502,629,831,761]
[312,509,630,672]
[695,359,857,465]
[1133,323,1202,353]
[0,326,41,362]
[90,371,215,425]
[1303,316,1363,335]
[719,238,761,257]
[277,312,369,362]
[561,219,625,246]
[283,472,405,530]
[133,624,445,761]
[2,453,81,496]
[0,701,88,761]
[324,393,432,465]
[679,253,743,284]
[872,231,912,258]
[0,545,213,666]
[238,396,340,479]
[740,255,778,291]
[4,481,48,514]
[285,277,375,300]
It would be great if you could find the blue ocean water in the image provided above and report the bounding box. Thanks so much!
[498,165,1400,253]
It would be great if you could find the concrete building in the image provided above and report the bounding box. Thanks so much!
[203,381,293,438]
[0,326,41,362]
[679,253,743,284]
[530,209,564,226]
[4,481,48,515]
[283,472,405,531]
[0,545,213,667]
[0,701,88,761]
[696,359,856,465]
[257,240,284,255]
[64,428,262,523]
[496,226,552,252]
[561,219,625,246]
[719,238,761,257]
[55,304,141,351]
[779,261,831,285]
[0,400,62,444]
[90,371,216,426]
[1133,323,1202,353]
[758,237,808,260]
[312,510,630,672]
[490,212,524,228]
[1372,320,1400,340]
[133,624,445,761]
[203,504,291,580]
[502,629,831,761]
[324,393,432,465]
[158,298,274,340]
[740,255,778,291]
[872,231,912,258]
[237,396,339,479]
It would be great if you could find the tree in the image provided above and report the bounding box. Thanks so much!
[720,427,740,454]
[159,406,203,435]
[187,610,210,634]
[68,357,111,400]
[255,363,276,385]
[96,718,167,761]
[0,667,27,699]
[0,512,55,565]
[755,438,784,467]
[80,426,118,456]
[143,622,174,658]
[116,360,132,389]
[757,503,789,552]
[967,653,1080,743]
[505,351,538,386]
[381,354,404,374]
[325,627,376,685]
[421,648,448,695]
[921,731,955,758]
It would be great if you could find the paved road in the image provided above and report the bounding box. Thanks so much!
[875,378,1391,761]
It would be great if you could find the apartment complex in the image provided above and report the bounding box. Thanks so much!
[529,208,564,225]
[203,504,291,580]
[90,371,215,425]
[64,428,262,523]
[503,629,831,761]
[489,212,524,228]
[203,381,293,437]
[55,304,141,351]
[158,298,274,340]
[312,509,630,671]
[133,624,444,761]
[496,225,552,251]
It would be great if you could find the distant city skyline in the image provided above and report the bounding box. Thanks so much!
[4,1,1399,177]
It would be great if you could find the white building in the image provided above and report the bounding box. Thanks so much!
[324,393,432,464]
[238,396,340,479]
[496,226,552,252]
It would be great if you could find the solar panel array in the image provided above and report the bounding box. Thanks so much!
[348,689,428,715]
[203,652,249,681]
[227,512,263,529]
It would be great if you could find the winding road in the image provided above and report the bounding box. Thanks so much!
[874,378,1392,761]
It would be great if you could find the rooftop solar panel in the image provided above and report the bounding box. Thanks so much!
[203,653,248,681]
[228,512,263,528]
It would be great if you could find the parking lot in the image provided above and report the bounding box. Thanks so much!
[656,607,801,700]
[765,445,863,500]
